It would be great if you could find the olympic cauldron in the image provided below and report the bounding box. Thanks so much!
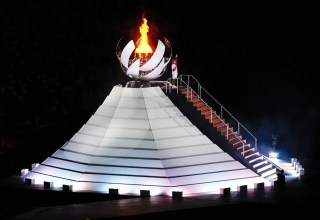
[116,18,172,87]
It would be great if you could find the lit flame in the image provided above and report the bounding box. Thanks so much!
[135,17,153,57]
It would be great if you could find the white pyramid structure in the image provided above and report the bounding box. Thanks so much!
[22,85,271,196]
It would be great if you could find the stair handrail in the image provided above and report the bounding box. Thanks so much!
[166,75,286,179]
[172,74,258,151]
[260,154,292,175]
[167,76,247,156]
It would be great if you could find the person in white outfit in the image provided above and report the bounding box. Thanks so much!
[171,54,178,87]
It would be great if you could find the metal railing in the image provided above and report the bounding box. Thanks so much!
[166,75,257,153]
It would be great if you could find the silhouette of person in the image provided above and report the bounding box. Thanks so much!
[171,54,178,86]
[277,169,286,189]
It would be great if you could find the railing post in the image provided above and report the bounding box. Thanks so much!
[227,125,229,140]
[187,86,189,101]
[187,76,190,101]
[221,106,223,119]
[255,138,257,151]
[243,142,245,156]
[198,83,200,95]
[191,89,193,101]
[176,78,179,94]
[238,123,240,135]
[210,108,212,123]
[165,81,167,93]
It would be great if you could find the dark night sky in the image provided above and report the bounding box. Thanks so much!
[0,0,318,174]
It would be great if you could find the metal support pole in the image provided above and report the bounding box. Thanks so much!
[242,142,245,156]
[255,138,257,151]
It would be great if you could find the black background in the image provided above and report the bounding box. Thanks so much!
[0,0,318,175]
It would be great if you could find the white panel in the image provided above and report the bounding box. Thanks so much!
[109,118,150,130]
[95,106,116,118]
[107,86,123,98]
[158,144,223,158]
[165,161,245,177]
[87,157,165,168]
[76,128,154,140]
[141,58,165,80]
[84,166,167,176]
[52,150,165,168]
[146,108,169,119]
[149,117,192,130]
[155,135,213,149]
[79,124,108,137]
[100,138,156,149]
[173,116,193,126]
[120,40,135,68]
[31,165,81,180]
[126,59,140,78]
[70,133,103,146]
[102,96,121,107]
[94,147,161,159]
[170,169,259,185]
[62,141,97,154]
[42,158,88,172]
[103,128,153,139]
[87,115,112,128]
[52,149,94,163]
[117,97,145,109]
[140,40,165,71]
[113,108,148,119]
[152,126,202,140]
[165,107,184,117]
[162,153,234,167]
[144,97,174,108]
[121,87,143,98]
[76,173,171,186]
[147,107,183,119]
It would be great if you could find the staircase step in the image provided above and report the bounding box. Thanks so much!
[260,168,277,178]
[197,105,209,111]
[191,97,202,103]
[209,117,222,124]
[240,148,255,157]
[265,173,278,181]
[248,155,264,164]
[213,122,227,129]
[201,108,214,116]
[227,132,239,140]
[221,128,233,136]
[257,163,273,173]
[233,139,247,147]
[180,87,190,93]
[204,114,219,121]
[236,143,251,151]
[217,123,229,131]
[252,160,268,168]
[244,151,259,159]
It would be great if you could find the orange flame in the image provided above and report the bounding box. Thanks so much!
[135,17,153,57]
